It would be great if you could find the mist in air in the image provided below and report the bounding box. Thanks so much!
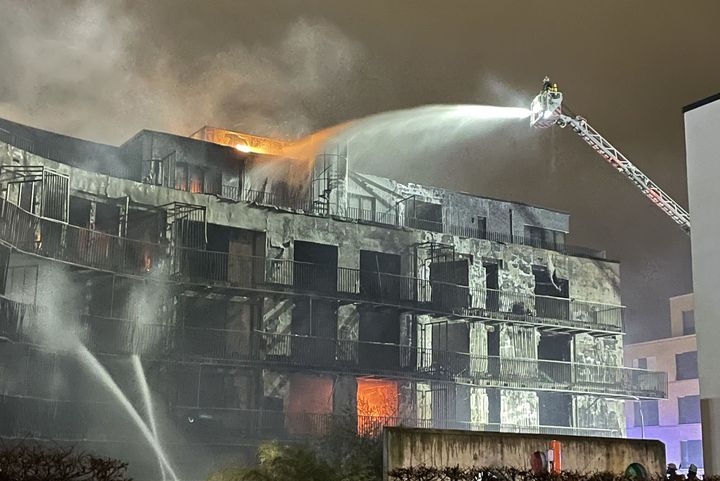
[322,104,531,173]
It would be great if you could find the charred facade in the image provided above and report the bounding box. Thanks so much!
[0,118,667,476]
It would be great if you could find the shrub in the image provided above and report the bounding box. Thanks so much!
[207,442,336,481]
[207,414,384,481]
[386,466,666,481]
[0,441,131,481]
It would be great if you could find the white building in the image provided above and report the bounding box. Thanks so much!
[684,92,720,474]
[625,294,702,472]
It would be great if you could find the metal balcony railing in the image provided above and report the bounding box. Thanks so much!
[220,184,316,212]
[445,224,606,259]
[0,201,622,334]
[0,394,622,445]
[0,200,163,276]
[171,406,624,441]
[0,300,664,399]
[345,206,398,226]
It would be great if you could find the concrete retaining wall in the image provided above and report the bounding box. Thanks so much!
[383,427,665,479]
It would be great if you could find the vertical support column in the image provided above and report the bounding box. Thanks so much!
[88,201,97,231]
[416,382,432,426]
[416,315,433,370]
[118,197,129,237]
[469,322,488,376]
[470,387,489,428]
[469,261,485,309]
[332,375,357,420]
[33,172,43,217]
[399,312,413,368]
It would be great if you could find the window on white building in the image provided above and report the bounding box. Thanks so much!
[634,400,659,426]
[682,310,696,335]
[679,395,701,424]
[676,351,699,380]
[681,440,703,468]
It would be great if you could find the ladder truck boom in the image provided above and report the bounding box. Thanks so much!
[530,77,691,235]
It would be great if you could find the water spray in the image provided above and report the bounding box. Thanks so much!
[76,346,179,481]
[132,355,167,481]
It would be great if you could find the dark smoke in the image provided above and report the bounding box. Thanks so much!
[1,0,713,343]
[0,0,363,143]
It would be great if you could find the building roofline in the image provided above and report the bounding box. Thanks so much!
[454,189,571,216]
[0,116,596,235]
[624,333,696,348]
[0,115,118,150]
[683,92,720,113]
[669,292,694,302]
[354,171,571,217]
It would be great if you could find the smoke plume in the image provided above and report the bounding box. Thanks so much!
[0,0,364,144]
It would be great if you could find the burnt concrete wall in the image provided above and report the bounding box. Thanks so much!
[383,427,665,478]
[347,172,570,238]
[0,138,627,434]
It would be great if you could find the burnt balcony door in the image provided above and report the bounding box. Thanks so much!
[293,241,337,293]
[484,262,500,312]
[539,392,572,428]
[538,332,572,385]
[291,298,337,367]
[176,223,264,286]
[359,307,401,372]
[430,260,469,312]
[430,385,456,429]
[533,266,569,320]
[360,251,401,301]
[432,322,470,377]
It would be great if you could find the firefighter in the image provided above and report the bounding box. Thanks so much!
[542,77,553,92]
[667,463,684,481]
[687,464,699,481]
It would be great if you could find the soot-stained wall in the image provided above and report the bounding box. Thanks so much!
[0,138,625,433]
[347,172,570,240]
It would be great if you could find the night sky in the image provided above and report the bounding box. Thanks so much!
[2,0,719,342]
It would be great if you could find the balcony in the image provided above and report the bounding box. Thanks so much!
[345,206,398,226]
[0,201,622,334]
[0,301,666,400]
[0,200,163,277]
[250,332,666,400]
[220,184,316,212]
[0,394,622,445]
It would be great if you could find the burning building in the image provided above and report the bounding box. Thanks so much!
[0,116,667,477]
